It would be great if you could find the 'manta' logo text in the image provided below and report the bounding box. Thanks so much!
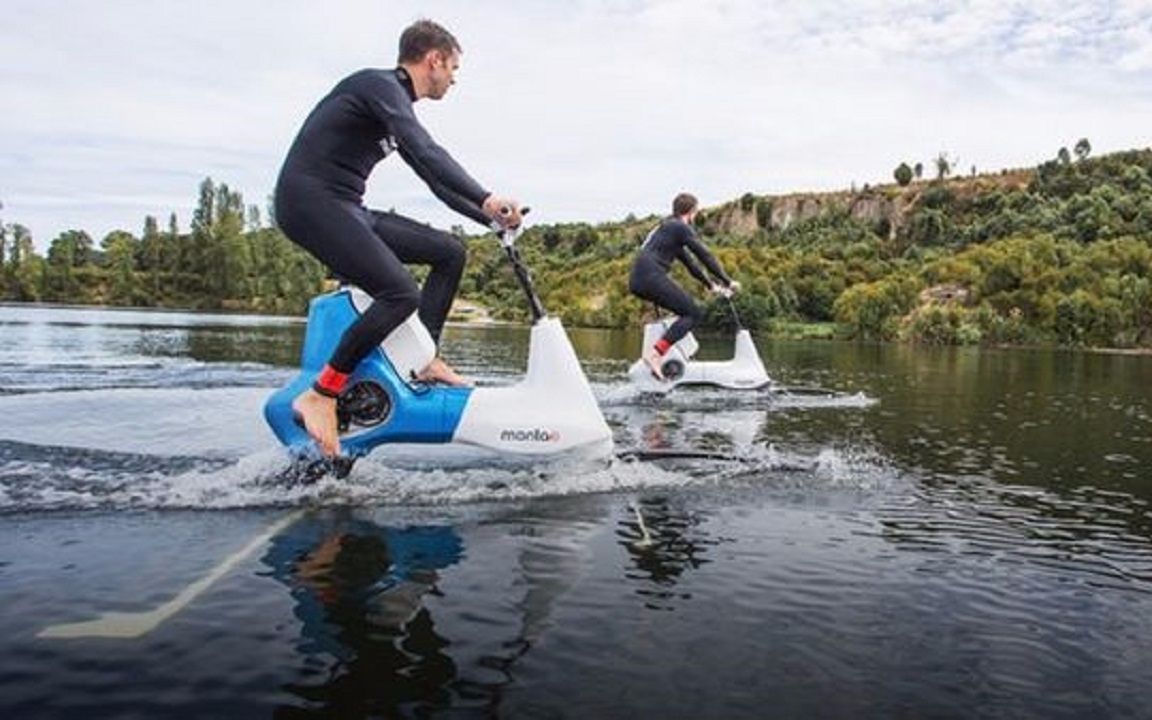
[500,428,561,443]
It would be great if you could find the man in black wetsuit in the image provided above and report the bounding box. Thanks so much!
[628,193,738,380]
[275,19,521,457]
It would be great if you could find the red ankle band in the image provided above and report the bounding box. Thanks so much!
[654,338,672,356]
[313,365,349,398]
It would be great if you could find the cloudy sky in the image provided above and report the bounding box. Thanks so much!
[2,0,1151,248]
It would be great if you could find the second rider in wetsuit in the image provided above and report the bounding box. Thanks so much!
[274,20,521,457]
[628,192,738,380]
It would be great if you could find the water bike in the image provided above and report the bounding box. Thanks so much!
[264,217,613,480]
[627,294,771,393]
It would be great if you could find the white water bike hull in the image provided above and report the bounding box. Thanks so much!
[628,321,771,393]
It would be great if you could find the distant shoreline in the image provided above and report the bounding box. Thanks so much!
[0,299,302,322]
[2,300,1149,355]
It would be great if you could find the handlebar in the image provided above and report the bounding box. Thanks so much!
[488,206,545,321]
[491,206,530,246]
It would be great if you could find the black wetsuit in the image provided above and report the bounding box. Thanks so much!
[274,67,490,377]
[629,217,731,346]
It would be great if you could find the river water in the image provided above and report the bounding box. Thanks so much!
[1,303,1150,719]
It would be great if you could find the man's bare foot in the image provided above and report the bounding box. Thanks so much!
[292,388,340,457]
[642,349,665,381]
[416,356,471,386]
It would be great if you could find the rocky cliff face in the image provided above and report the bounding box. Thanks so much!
[706,169,1034,240]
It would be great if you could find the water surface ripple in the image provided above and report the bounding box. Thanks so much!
[1,305,1150,719]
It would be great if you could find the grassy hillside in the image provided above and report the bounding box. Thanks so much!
[461,147,1152,348]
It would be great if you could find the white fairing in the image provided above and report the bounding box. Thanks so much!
[348,287,436,379]
[629,319,771,392]
[454,317,613,454]
[641,320,698,360]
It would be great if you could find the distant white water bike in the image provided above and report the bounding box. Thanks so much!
[264,214,613,481]
[627,294,771,393]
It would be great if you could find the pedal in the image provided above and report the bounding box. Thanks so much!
[336,381,393,432]
[661,358,686,381]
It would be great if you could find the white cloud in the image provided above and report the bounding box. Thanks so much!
[2,0,1150,248]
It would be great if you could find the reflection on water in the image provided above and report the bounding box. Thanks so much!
[265,513,466,714]
[256,503,614,716]
[620,497,720,611]
[259,500,761,716]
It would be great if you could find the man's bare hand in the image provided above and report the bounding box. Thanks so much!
[482,194,522,228]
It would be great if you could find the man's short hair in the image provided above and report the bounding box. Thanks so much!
[672,192,698,216]
[398,19,462,64]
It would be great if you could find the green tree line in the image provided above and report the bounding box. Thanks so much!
[4,144,1152,348]
[1,179,325,313]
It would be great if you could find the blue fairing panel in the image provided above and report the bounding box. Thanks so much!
[264,290,472,456]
